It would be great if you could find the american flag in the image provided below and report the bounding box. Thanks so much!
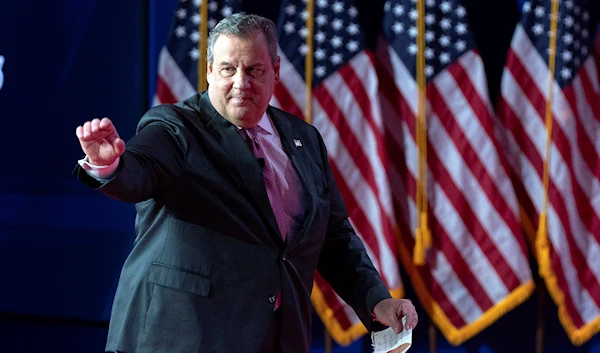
[153,0,241,106]
[271,0,404,345]
[497,0,600,345]
[376,0,534,345]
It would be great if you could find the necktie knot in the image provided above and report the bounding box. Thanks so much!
[245,126,262,140]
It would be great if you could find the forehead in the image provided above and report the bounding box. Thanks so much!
[212,32,271,63]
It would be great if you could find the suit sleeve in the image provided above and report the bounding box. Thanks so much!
[73,105,190,203]
[313,128,391,332]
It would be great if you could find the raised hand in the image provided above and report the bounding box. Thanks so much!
[76,117,126,166]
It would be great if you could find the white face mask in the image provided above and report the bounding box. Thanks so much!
[0,55,4,90]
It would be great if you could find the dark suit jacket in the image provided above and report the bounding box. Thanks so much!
[74,92,391,353]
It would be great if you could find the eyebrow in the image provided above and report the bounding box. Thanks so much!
[216,61,267,68]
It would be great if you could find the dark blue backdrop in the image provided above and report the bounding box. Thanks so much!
[0,0,599,352]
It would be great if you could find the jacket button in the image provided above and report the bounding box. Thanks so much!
[268,295,276,304]
[281,254,287,262]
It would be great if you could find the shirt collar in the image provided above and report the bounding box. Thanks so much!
[235,111,275,135]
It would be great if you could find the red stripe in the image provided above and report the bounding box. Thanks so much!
[155,75,178,104]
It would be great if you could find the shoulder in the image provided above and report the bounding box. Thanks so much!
[136,94,203,133]
[268,105,320,136]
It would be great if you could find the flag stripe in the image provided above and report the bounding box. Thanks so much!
[155,76,178,105]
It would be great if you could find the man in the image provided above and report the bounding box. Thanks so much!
[74,13,417,353]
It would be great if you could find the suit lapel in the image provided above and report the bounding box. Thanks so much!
[268,107,317,247]
[198,93,284,246]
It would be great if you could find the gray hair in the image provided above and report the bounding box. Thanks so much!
[207,13,278,66]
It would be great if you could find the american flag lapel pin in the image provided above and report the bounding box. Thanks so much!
[293,139,302,147]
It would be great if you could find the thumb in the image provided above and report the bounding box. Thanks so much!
[390,317,404,334]
[114,137,126,156]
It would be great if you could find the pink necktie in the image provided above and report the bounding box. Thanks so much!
[245,126,287,310]
[245,126,289,243]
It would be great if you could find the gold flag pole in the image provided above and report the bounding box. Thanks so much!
[198,1,209,92]
[413,0,431,266]
[304,0,315,124]
[536,0,559,280]
[534,2,559,351]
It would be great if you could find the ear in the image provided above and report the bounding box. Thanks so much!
[273,56,280,84]
[206,61,213,85]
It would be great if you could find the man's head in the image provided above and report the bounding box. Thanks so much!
[206,13,280,128]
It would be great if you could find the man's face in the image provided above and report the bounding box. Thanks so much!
[207,32,280,128]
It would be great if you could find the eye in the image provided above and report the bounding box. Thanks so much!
[220,67,235,77]
[247,67,264,77]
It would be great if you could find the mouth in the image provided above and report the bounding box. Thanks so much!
[229,96,253,103]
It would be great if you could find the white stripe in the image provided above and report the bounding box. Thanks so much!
[269,96,281,110]
[152,94,161,107]
[157,47,196,101]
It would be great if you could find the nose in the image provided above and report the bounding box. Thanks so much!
[232,69,250,90]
